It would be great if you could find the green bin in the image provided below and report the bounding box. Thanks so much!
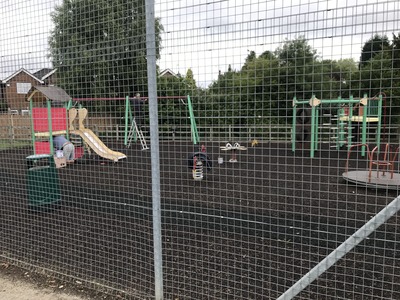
[26,154,61,207]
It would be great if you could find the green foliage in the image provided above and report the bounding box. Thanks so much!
[391,32,400,69]
[48,4,400,129]
[344,33,400,124]
[359,34,390,68]
[207,34,400,127]
[208,37,348,125]
[352,45,400,124]
[185,69,197,91]
[275,36,316,66]
[49,0,163,103]
[156,69,205,127]
[157,74,186,126]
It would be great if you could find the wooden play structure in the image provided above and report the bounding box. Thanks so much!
[27,86,126,162]
[292,94,383,158]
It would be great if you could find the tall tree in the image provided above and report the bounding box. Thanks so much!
[275,37,321,105]
[391,32,400,69]
[275,36,316,66]
[359,34,390,68]
[185,69,197,91]
[354,37,400,124]
[320,58,357,95]
[48,0,163,99]
[242,50,257,71]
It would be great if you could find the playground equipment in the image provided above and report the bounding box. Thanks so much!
[69,107,126,162]
[123,94,205,153]
[292,94,383,158]
[123,93,212,174]
[124,95,148,150]
[192,156,204,180]
[182,95,212,174]
[126,117,148,150]
[27,86,84,159]
[343,143,400,190]
[71,96,147,151]
[220,142,247,163]
[27,86,125,162]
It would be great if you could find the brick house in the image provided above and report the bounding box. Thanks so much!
[0,68,57,112]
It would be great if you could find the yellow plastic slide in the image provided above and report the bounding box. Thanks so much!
[71,129,126,162]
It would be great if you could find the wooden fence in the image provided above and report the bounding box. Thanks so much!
[1,113,399,145]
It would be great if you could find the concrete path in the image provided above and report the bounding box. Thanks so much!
[0,275,85,300]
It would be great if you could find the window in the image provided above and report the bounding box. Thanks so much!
[16,82,31,94]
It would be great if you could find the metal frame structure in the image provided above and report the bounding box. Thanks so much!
[292,94,383,158]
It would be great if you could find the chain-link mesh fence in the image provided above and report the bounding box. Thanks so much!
[1,0,400,299]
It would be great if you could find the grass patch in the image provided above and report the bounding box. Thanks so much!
[0,140,31,150]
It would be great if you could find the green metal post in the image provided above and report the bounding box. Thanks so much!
[292,97,297,152]
[310,98,316,158]
[124,96,130,146]
[347,103,353,148]
[336,106,340,149]
[66,99,72,110]
[376,94,383,151]
[347,101,354,148]
[65,101,70,140]
[314,104,319,151]
[47,100,54,154]
[361,94,368,156]
[65,98,72,139]
[187,95,200,145]
[29,99,36,154]
[338,106,344,147]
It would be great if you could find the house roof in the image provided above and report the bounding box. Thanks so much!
[26,85,71,103]
[1,68,44,84]
[159,68,178,77]
[33,68,57,81]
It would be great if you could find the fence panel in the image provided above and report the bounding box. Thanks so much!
[1,1,400,299]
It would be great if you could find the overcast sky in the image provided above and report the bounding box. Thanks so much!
[0,0,61,77]
[156,0,400,86]
[1,0,399,86]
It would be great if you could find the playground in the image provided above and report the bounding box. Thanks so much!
[0,86,399,298]
[0,137,399,299]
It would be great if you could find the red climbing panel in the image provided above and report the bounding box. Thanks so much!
[32,108,67,132]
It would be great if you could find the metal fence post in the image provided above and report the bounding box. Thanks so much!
[146,0,163,299]
[277,195,400,300]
